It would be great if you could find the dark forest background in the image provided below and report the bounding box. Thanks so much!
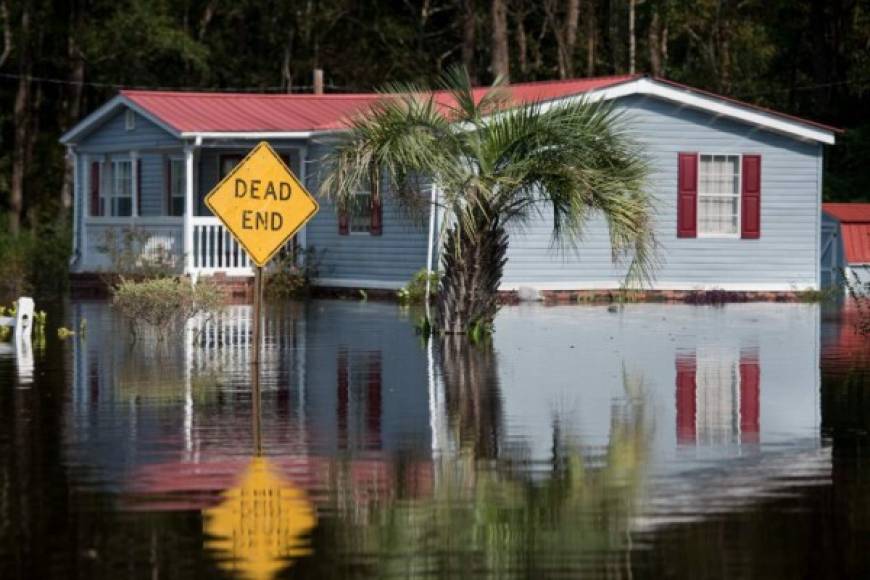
[1,0,870,236]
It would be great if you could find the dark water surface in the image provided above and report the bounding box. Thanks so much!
[1,299,869,579]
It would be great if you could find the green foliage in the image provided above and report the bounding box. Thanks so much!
[0,222,70,301]
[794,286,838,303]
[98,227,180,281]
[397,269,441,304]
[112,277,225,340]
[263,246,322,299]
[321,66,653,333]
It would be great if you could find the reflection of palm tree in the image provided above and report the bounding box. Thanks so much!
[326,358,653,578]
[438,336,503,459]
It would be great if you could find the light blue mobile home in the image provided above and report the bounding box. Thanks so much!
[60,76,838,295]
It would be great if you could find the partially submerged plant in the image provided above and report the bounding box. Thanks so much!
[263,246,322,299]
[98,227,180,282]
[397,268,441,304]
[112,277,226,340]
[319,66,655,336]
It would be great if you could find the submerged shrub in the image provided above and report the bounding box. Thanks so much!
[264,246,322,299]
[113,277,225,339]
[98,227,180,281]
[397,269,441,304]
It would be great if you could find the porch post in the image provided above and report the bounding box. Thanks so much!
[183,144,196,275]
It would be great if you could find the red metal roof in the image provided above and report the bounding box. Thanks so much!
[824,204,870,264]
[120,75,640,133]
[117,74,840,137]
[840,224,870,264]
[823,203,870,223]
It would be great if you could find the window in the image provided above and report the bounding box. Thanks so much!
[698,154,740,236]
[168,158,185,216]
[110,160,133,216]
[125,110,135,131]
[219,154,244,179]
[349,190,373,234]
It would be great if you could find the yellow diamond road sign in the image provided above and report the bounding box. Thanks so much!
[205,141,319,267]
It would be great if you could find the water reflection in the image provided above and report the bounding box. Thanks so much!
[0,300,853,578]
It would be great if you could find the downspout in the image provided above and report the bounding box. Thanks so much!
[68,145,81,267]
[424,183,439,322]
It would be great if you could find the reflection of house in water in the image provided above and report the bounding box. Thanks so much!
[676,349,760,445]
[66,300,432,487]
[491,304,820,466]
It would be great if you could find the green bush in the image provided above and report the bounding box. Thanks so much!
[0,222,71,301]
[264,246,322,299]
[397,269,441,304]
[112,277,225,339]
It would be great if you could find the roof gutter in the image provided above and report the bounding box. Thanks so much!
[180,131,314,140]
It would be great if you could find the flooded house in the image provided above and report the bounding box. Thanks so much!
[60,75,839,297]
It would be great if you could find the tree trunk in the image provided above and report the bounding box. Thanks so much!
[59,25,85,219]
[436,219,508,335]
[547,0,581,79]
[10,2,32,236]
[462,0,477,83]
[490,0,509,82]
[586,0,596,76]
[628,0,635,74]
[648,4,667,77]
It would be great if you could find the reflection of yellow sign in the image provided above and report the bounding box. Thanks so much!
[204,457,317,580]
[205,141,319,267]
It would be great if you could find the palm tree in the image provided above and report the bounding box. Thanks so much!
[319,67,655,334]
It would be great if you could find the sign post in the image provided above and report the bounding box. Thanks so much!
[204,140,319,374]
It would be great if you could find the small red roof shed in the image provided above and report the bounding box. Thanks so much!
[823,203,870,264]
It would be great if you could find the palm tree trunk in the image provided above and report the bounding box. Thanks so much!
[436,220,508,334]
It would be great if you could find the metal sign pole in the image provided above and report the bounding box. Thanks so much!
[252,265,263,456]
[252,266,263,368]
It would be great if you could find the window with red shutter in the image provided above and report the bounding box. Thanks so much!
[741,155,761,239]
[677,152,698,238]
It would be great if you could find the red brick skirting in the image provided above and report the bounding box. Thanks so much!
[70,272,255,303]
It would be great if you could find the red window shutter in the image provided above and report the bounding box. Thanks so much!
[90,162,102,216]
[337,349,349,449]
[677,152,698,238]
[366,353,382,450]
[165,158,172,215]
[741,154,761,239]
[739,352,760,443]
[675,353,697,444]
[338,206,349,235]
[136,159,143,216]
[370,194,383,236]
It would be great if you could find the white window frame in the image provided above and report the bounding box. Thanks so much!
[349,189,373,235]
[125,109,135,131]
[109,159,133,217]
[168,157,185,217]
[697,153,742,239]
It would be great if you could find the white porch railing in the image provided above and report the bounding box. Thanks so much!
[190,217,254,276]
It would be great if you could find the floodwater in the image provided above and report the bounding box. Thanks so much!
[1,299,869,578]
